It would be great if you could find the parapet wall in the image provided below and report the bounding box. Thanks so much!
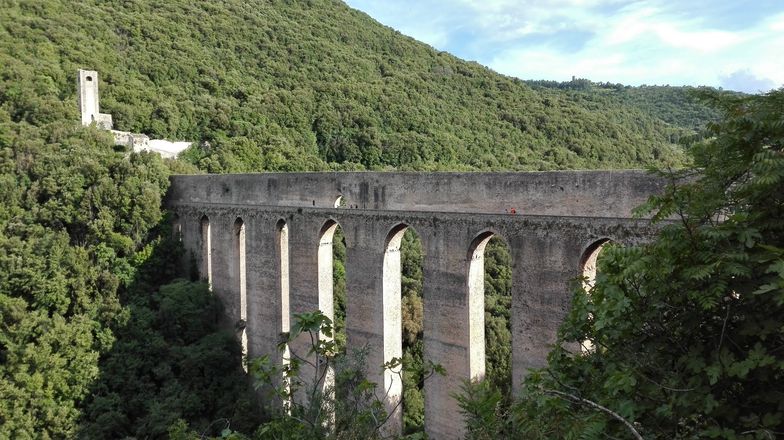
[167,170,665,218]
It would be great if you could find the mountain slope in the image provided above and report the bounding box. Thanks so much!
[1,0,693,172]
[526,78,721,132]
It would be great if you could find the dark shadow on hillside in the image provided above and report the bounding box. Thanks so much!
[77,213,264,439]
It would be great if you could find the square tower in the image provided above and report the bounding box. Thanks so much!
[77,69,113,129]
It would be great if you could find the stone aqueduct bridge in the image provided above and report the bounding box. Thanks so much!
[165,171,665,438]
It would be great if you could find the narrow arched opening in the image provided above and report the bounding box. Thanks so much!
[319,220,347,353]
[200,215,212,289]
[234,218,248,370]
[277,219,291,398]
[381,224,406,432]
[381,224,425,435]
[172,213,182,241]
[579,239,612,353]
[334,195,346,208]
[482,236,513,400]
[399,228,424,434]
[581,239,611,290]
[468,232,513,399]
[317,219,345,420]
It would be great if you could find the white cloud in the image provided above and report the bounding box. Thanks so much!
[345,0,784,91]
[720,69,777,93]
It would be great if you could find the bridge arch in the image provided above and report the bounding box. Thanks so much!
[579,238,612,353]
[171,213,182,241]
[381,223,410,430]
[467,229,515,396]
[234,217,248,367]
[318,219,340,334]
[276,218,291,398]
[199,214,212,288]
[467,231,493,381]
[580,238,612,290]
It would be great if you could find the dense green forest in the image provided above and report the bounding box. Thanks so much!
[1,0,700,174]
[525,78,721,132]
[0,0,755,438]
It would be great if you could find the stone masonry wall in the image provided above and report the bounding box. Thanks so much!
[166,171,665,439]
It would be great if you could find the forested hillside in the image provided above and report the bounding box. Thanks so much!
[0,0,726,437]
[1,0,694,173]
[526,78,722,132]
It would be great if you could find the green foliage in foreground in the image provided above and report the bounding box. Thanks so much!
[1,0,692,173]
[166,311,442,440]
[80,275,262,438]
[460,89,784,439]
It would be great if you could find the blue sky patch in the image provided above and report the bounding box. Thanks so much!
[344,0,784,92]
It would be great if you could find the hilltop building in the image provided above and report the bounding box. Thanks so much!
[77,69,191,158]
[77,70,113,129]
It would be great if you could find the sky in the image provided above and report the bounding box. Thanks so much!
[343,0,784,93]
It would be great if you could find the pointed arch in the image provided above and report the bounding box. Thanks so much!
[580,238,612,290]
[277,219,291,401]
[277,219,290,338]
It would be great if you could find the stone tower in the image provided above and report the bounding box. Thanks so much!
[77,69,113,129]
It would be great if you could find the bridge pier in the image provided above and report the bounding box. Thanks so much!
[287,217,326,405]
[420,223,477,439]
[245,215,281,366]
[342,219,401,434]
[510,232,583,392]
[210,214,242,331]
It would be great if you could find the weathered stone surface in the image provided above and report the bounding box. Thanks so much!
[165,171,663,439]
